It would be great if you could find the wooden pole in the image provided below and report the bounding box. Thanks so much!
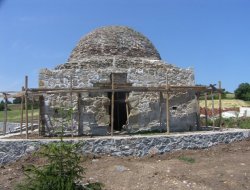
[204,92,208,127]
[70,75,74,137]
[196,92,201,130]
[20,87,24,135]
[25,76,29,139]
[211,90,215,130]
[3,93,8,135]
[218,81,222,130]
[77,93,83,135]
[166,74,170,134]
[125,93,129,122]
[31,96,34,132]
[159,92,163,128]
[39,95,46,136]
[111,73,114,136]
[38,99,41,136]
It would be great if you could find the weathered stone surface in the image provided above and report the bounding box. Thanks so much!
[68,26,161,61]
[0,129,249,165]
[39,26,197,135]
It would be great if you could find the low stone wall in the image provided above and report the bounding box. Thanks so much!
[0,129,249,165]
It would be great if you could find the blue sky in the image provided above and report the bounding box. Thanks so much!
[0,0,249,92]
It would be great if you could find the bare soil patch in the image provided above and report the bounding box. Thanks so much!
[0,139,250,190]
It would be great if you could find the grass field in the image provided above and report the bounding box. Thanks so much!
[200,99,250,109]
[0,109,39,122]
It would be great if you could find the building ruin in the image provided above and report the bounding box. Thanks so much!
[39,26,199,135]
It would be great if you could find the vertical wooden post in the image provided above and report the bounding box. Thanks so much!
[38,98,41,136]
[159,92,163,128]
[77,93,83,135]
[25,76,29,139]
[218,81,222,130]
[31,96,34,132]
[195,92,201,130]
[39,95,46,136]
[166,74,170,134]
[70,75,74,137]
[211,90,215,130]
[204,92,208,127]
[125,93,129,122]
[3,93,8,135]
[20,87,24,135]
[111,73,114,136]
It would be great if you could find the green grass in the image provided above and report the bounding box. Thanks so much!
[0,109,39,122]
[178,156,195,163]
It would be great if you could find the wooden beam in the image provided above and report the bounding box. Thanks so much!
[211,90,215,130]
[39,95,46,136]
[196,93,201,130]
[25,76,29,139]
[204,92,208,127]
[70,75,73,137]
[218,81,222,129]
[20,87,24,135]
[166,75,170,134]
[77,93,83,135]
[159,92,162,128]
[125,93,129,122]
[111,73,115,136]
[3,93,8,135]
[31,96,34,132]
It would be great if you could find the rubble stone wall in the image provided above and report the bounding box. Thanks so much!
[1,130,249,165]
[39,57,197,135]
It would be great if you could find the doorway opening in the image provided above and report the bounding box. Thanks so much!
[108,92,127,131]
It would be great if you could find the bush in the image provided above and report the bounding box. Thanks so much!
[16,140,85,190]
[16,108,103,190]
[235,83,250,101]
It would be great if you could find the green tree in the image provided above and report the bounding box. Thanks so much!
[13,97,22,104]
[235,83,250,101]
[16,108,103,190]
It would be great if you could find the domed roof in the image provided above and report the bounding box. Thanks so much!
[68,26,161,61]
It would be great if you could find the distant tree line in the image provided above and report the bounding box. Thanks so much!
[0,97,39,111]
[235,83,250,101]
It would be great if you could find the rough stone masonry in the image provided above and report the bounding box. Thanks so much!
[0,129,249,165]
[39,26,197,136]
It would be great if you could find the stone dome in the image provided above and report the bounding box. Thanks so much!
[68,26,161,61]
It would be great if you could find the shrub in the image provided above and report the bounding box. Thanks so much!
[16,108,103,190]
[16,140,85,190]
[235,83,250,101]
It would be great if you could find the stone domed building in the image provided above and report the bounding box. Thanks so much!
[39,26,198,135]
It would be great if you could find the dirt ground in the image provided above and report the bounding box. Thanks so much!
[0,139,250,190]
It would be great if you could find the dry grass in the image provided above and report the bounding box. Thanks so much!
[199,99,250,109]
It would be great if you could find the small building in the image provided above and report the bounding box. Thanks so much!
[39,26,199,135]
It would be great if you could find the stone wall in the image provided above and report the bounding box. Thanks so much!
[0,129,249,165]
[39,56,196,135]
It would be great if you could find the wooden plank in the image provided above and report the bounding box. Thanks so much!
[111,73,114,136]
[28,85,208,94]
[25,76,29,139]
